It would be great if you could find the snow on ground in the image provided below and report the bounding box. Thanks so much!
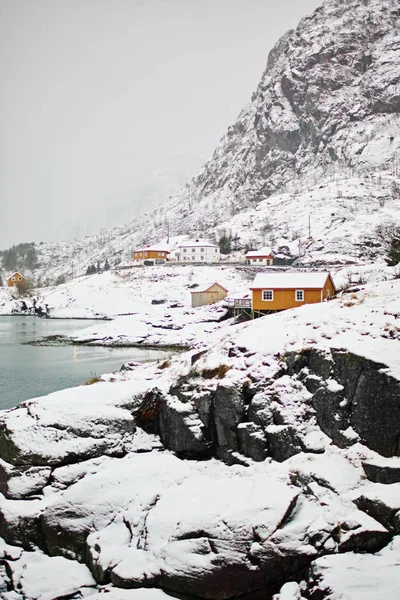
[218,171,400,264]
[0,265,252,348]
[191,275,400,381]
[3,261,399,352]
[1,272,400,598]
[1,271,400,473]
[306,537,400,600]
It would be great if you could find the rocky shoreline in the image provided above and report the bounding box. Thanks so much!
[1,279,400,599]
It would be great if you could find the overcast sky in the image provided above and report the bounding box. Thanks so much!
[0,0,321,249]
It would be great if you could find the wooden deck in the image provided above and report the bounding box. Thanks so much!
[223,297,278,319]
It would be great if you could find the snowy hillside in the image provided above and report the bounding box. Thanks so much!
[1,0,400,282]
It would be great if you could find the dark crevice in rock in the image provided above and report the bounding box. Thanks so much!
[274,493,301,533]
[137,495,160,551]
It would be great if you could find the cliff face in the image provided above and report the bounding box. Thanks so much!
[193,0,400,206]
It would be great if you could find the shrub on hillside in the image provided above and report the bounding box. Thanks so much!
[375,222,400,266]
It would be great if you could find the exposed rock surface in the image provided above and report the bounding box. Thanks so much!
[363,457,400,484]
[1,306,400,598]
[292,348,400,456]
[190,0,400,202]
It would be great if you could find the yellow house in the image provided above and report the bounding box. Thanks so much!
[191,282,228,308]
[133,246,170,264]
[7,272,26,287]
[250,272,335,312]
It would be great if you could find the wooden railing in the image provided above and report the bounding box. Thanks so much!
[224,298,252,308]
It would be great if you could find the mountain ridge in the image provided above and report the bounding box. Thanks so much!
[1,0,400,282]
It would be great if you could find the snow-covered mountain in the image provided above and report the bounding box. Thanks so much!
[2,0,400,282]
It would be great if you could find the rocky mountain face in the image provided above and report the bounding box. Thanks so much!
[152,0,400,262]
[185,0,400,204]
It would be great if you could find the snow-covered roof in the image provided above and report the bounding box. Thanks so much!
[246,247,274,258]
[134,247,170,254]
[191,282,228,294]
[250,272,333,290]
[7,271,25,279]
[179,241,218,248]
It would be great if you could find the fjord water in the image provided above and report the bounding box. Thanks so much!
[0,316,168,411]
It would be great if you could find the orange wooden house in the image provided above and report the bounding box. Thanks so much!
[133,246,170,264]
[7,272,26,287]
[250,272,335,313]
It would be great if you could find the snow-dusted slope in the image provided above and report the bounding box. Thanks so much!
[156,0,400,260]
[1,275,400,598]
[1,0,400,282]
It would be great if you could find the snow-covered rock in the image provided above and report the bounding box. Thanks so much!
[0,276,400,598]
[305,537,400,600]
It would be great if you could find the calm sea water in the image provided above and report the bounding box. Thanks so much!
[0,316,168,411]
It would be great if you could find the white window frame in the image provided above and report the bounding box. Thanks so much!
[295,290,304,302]
[262,290,274,302]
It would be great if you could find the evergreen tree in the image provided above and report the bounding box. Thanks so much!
[3,248,17,270]
[24,245,37,269]
[104,259,110,271]
[386,234,400,266]
[86,264,97,275]
[219,232,232,254]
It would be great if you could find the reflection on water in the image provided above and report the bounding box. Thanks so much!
[0,316,168,411]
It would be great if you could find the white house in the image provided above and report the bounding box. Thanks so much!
[177,241,220,263]
[245,247,274,266]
